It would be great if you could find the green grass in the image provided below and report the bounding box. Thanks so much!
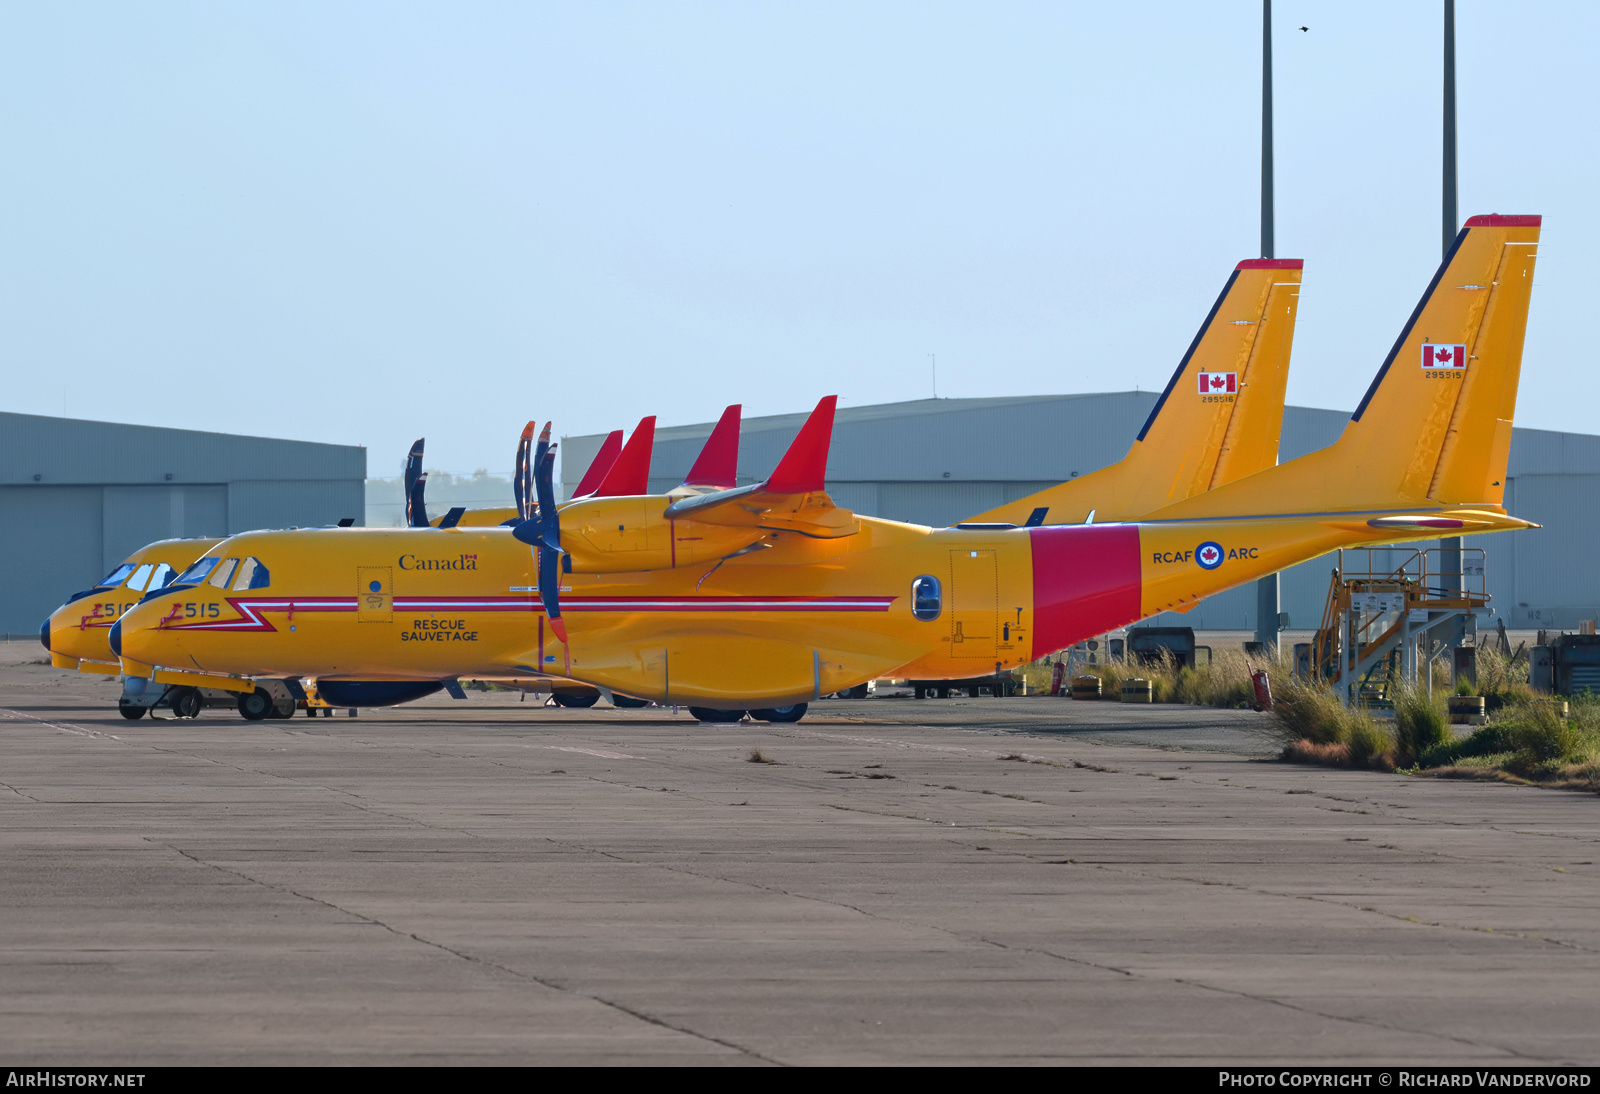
[1391,682,1451,767]
[1414,693,1600,788]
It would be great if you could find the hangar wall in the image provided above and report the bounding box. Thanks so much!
[0,413,365,635]
[563,393,1600,636]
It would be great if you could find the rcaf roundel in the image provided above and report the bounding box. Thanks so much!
[1421,343,1467,369]
[1197,372,1237,394]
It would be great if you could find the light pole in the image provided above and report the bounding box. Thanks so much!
[1438,0,1463,620]
[1253,0,1282,654]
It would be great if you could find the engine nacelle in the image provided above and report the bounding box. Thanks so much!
[558,496,766,573]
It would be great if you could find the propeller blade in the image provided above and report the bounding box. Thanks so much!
[534,433,560,551]
[406,471,429,528]
[403,438,424,495]
[404,439,428,528]
[538,541,567,644]
[513,422,535,523]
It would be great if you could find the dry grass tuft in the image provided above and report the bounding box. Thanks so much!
[1268,675,1395,770]
[1067,647,1268,709]
[747,749,779,765]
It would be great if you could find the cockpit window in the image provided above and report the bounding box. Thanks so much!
[96,564,135,589]
[125,564,156,593]
[174,557,220,586]
[911,575,942,621]
[231,557,270,591]
[148,563,174,590]
[208,558,240,588]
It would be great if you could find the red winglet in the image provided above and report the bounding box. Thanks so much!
[593,416,656,496]
[683,404,742,488]
[1463,214,1541,227]
[1235,258,1303,270]
[573,430,624,497]
[764,396,837,494]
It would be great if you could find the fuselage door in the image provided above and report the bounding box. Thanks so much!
[948,549,998,659]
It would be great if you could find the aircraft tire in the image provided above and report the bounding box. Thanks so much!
[612,694,650,708]
[238,690,274,721]
[552,692,600,709]
[170,687,202,720]
[688,706,745,723]
[750,704,807,724]
[117,701,146,721]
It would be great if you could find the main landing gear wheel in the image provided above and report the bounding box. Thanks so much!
[170,687,202,720]
[750,704,808,724]
[688,707,745,724]
[238,689,274,721]
[552,692,600,709]
[117,700,146,721]
[612,694,650,709]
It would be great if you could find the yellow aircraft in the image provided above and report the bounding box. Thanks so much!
[964,258,1302,527]
[111,215,1539,724]
[42,536,221,675]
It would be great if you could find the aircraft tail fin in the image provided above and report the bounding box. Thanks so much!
[593,417,657,497]
[573,429,624,498]
[766,396,837,493]
[684,405,742,488]
[962,259,1301,525]
[1150,215,1540,520]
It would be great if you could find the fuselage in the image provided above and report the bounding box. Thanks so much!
[45,537,222,667]
[113,505,1510,707]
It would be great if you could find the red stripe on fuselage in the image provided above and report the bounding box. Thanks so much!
[1028,525,1142,660]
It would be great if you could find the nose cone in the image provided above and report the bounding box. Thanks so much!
[39,619,50,652]
[109,620,122,657]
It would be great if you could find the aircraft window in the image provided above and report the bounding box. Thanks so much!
[147,563,175,590]
[911,575,942,621]
[125,564,156,593]
[175,557,219,586]
[96,564,135,589]
[208,558,240,588]
[232,557,270,591]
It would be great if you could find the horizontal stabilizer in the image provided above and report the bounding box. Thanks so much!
[594,416,657,497]
[684,404,742,488]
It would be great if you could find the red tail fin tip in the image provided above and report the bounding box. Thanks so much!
[574,430,624,498]
[765,396,837,494]
[594,416,657,497]
[684,404,742,488]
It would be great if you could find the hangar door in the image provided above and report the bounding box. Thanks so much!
[101,485,228,572]
[0,486,104,636]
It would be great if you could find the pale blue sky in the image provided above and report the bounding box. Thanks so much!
[2,2,1592,477]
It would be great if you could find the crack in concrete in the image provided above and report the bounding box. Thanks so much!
[148,838,779,1065]
[541,825,1529,1061]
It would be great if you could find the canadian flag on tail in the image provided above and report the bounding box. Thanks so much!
[1422,344,1467,369]
[1197,372,1237,395]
